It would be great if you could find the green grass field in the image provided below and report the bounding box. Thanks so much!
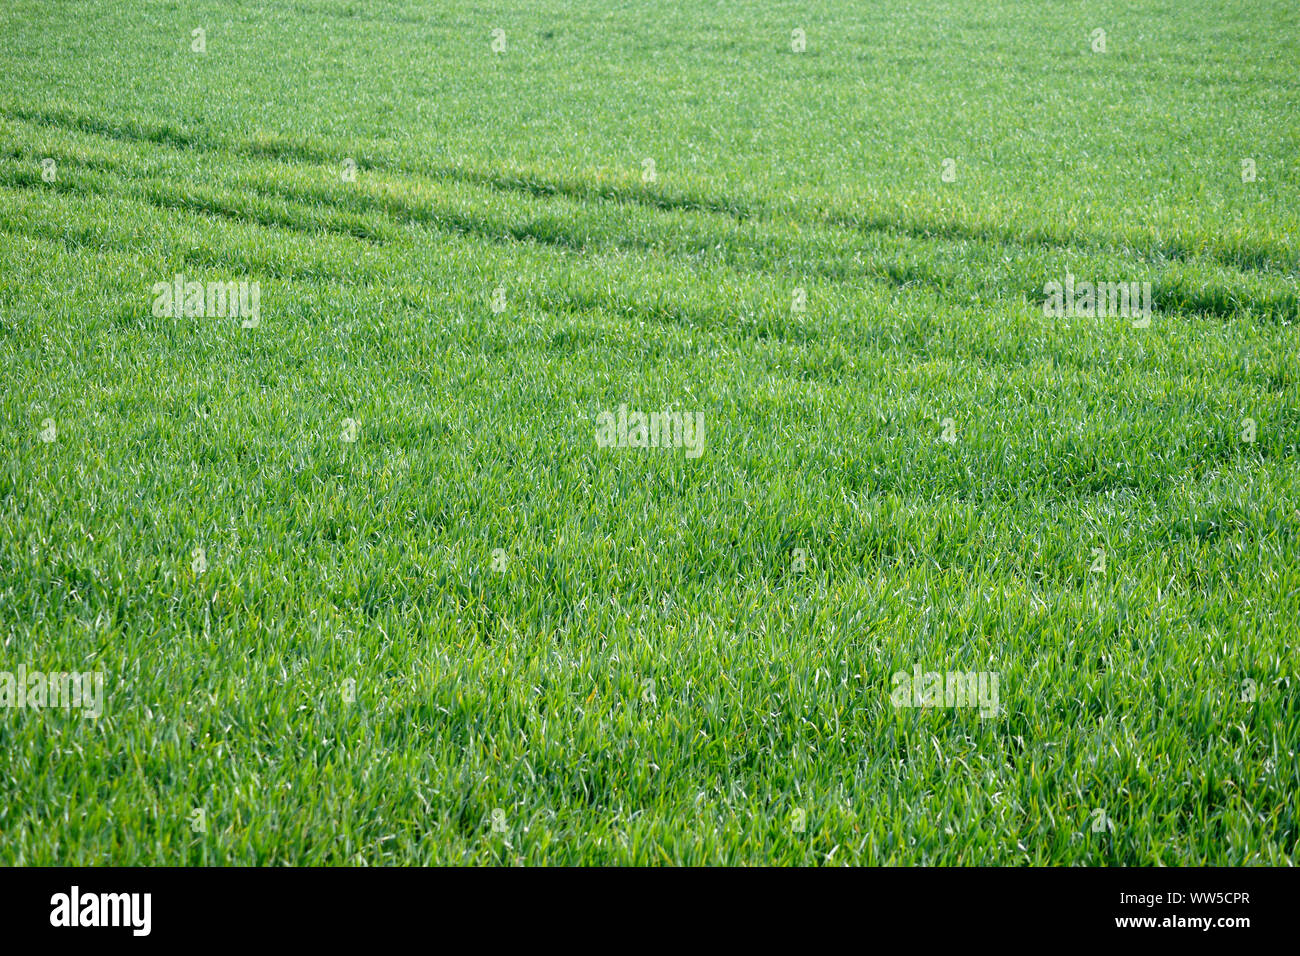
[0,0,1297,865]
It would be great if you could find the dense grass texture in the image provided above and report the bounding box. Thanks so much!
[0,0,1297,864]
